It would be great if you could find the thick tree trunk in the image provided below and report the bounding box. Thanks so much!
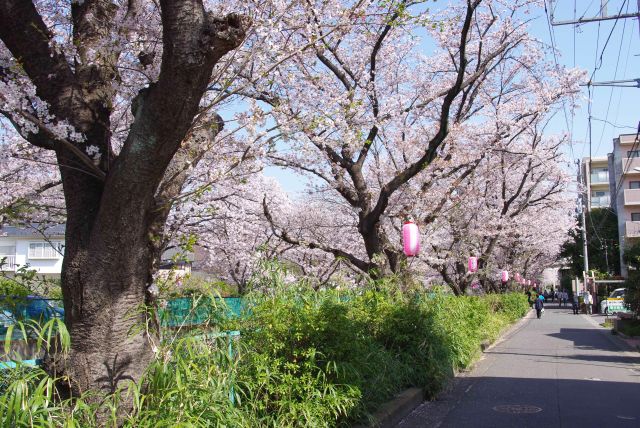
[0,2,250,412]
[58,193,158,396]
[359,223,399,279]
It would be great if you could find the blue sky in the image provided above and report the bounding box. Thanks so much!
[529,0,639,163]
[264,0,640,193]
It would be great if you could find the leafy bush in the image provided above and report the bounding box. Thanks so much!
[624,273,640,318]
[618,319,640,337]
[224,286,529,424]
[1,283,529,427]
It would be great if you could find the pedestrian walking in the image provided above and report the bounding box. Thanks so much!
[572,294,579,314]
[562,290,568,308]
[535,295,544,319]
[584,290,593,315]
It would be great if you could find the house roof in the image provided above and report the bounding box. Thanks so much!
[0,224,66,238]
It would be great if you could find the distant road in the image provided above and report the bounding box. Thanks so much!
[397,303,640,428]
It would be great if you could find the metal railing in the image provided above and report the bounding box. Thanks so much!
[590,195,610,207]
[590,173,609,184]
[0,255,17,271]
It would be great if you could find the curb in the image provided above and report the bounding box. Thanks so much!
[481,308,534,353]
[356,309,534,427]
[353,388,424,428]
[582,314,639,354]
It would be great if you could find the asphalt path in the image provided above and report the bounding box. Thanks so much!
[396,302,640,428]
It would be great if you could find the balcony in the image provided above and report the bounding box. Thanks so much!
[626,222,640,238]
[624,189,640,205]
[590,195,610,208]
[0,255,16,271]
[622,158,640,173]
[590,172,609,184]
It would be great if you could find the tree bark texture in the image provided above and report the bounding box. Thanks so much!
[0,0,248,399]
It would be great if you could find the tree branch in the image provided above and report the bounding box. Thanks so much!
[262,196,371,272]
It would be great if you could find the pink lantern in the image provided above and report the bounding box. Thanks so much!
[402,221,420,257]
[501,270,509,282]
[515,273,521,282]
[526,279,531,286]
[468,256,478,273]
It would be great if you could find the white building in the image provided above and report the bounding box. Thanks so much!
[609,133,640,277]
[0,224,65,277]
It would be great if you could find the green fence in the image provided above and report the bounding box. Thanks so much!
[159,297,246,328]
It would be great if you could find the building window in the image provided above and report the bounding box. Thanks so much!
[628,150,640,158]
[28,242,63,259]
[631,181,640,189]
[632,213,640,222]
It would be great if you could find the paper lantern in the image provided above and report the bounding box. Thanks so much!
[402,221,420,257]
[501,270,509,282]
[468,256,478,273]
[515,273,521,282]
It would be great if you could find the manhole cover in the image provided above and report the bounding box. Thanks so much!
[493,405,542,414]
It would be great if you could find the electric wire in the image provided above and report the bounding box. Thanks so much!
[544,0,575,161]
[587,0,629,199]
[594,0,629,155]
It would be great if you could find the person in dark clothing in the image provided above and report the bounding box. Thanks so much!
[572,294,579,314]
[535,296,544,319]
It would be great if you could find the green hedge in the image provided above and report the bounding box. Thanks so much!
[223,289,530,426]
[1,288,529,427]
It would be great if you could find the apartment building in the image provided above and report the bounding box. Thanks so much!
[609,133,640,277]
[0,224,65,277]
[583,156,611,211]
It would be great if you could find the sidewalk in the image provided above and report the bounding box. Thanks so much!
[396,303,640,428]
[582,312,640,351]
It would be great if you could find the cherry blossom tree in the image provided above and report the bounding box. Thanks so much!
[0,0,250,400]
[247,0,581,279]
[0,139,64,223]
[419,126,576,295]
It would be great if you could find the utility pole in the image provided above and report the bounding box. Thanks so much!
[603,240,610,274]
[577,159,590,275]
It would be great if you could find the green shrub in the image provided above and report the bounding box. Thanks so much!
[618,319,640,337]
[624,273,640,318]
[1,282,530,427]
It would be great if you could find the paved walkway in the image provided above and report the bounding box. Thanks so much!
[396,303,640,428]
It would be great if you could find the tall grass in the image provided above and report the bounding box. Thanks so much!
[1,283,529,427]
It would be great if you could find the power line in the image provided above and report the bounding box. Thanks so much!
[589,0,629,82]
[544,0,575,160]
[594,0,630,155]
[587,1,627,176]
[611,17,634,136]
[591,117,638,129]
